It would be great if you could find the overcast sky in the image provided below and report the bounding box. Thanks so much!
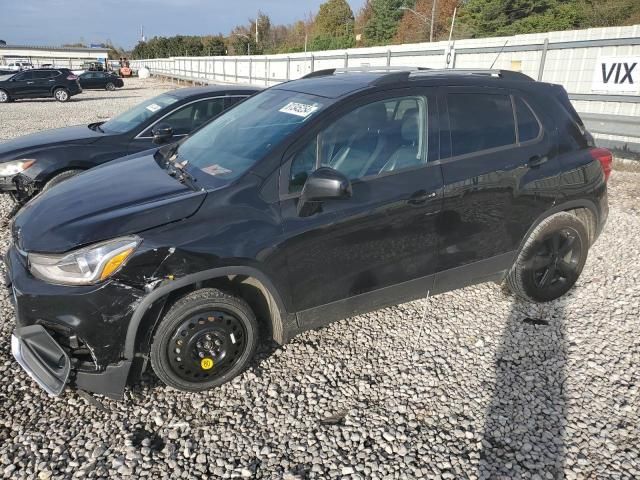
[1,0,367,49]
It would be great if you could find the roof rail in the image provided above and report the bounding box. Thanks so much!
[411,69,534,81]
[301,66,428,81]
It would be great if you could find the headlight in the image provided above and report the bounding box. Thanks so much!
[0,159,36,176]
[29,236,141,286]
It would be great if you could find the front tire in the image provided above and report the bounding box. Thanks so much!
[506,212,589,302]
[150,288,259,392]
[0,89,9,103]
[105,82,116,91]
[53,88,69,102]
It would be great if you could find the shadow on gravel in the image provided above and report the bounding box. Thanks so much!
[480,297,567,478]
[73,96,139,102]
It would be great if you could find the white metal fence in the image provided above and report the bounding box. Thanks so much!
[133,25,640,156]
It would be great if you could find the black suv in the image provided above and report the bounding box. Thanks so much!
[4,68,610,398]
[0,68,82,103]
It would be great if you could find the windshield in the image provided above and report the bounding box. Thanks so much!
[176,89,327,181]
[101,94,179,133]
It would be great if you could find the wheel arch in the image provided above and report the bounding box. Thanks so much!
[515,199,599,260]
[41,166,86,185]
[50,84,69,95]
[124,266,291,361]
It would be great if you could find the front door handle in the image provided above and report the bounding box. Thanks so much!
[26,81,34,84]
[528,155,548,168]
[408,190,437,205]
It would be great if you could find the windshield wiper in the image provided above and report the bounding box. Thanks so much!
[88,122,105,133]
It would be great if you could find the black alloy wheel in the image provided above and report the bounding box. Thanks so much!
[507,212,589,302]
[530,228,582,291]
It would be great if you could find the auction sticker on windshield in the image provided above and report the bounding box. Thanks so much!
[146,103,162,113]
[279,102,319,118]
[202,164,233,176]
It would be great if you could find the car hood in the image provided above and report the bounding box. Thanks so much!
[0,124,105,160]
[13,153,207,253]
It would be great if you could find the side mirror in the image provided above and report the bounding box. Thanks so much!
[297,167,352,216]
[151,123,173,144]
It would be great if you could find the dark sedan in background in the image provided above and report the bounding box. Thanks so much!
[78,71,124,91]
[0,85,261,207]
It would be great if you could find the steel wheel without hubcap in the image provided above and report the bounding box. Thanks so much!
[150,288,259,392]
[168,310,247,383]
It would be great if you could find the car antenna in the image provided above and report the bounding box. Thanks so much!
[490,40,509,69]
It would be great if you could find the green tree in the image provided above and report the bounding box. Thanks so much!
[315,0,355,37]
[459,0,584,37]
[306,0,355,50]
[201,35,226,56]
[578,0,640,27]
[228,26,256,55]
[364,0,409,45]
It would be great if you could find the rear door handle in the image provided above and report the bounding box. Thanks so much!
[26,81,34,84]
[528,155,548,167]
[408,190,437,205]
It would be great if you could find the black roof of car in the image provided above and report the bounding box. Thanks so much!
[166,84,263,99]
[274,67,538,99]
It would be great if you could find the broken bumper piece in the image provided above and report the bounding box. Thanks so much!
[11,325,71,396]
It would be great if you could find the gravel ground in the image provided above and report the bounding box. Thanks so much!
[0,78,639,479]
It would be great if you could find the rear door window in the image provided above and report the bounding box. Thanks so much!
[447,93,516,157]
[32,70,54,80]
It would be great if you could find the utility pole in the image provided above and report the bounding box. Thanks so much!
[399,6,434,42]
[255,16,259,44]
[430,0,437,43]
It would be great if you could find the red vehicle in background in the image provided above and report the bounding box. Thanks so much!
[119,57,132,77]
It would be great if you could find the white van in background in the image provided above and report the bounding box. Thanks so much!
[5,61,34,71]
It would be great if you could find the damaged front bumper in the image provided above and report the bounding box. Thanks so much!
[0,173,19,193]
[11,325,71,396]
[3,246,143,398]
[0,172,39,205]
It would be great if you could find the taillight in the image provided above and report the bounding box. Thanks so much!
[590,147,613,181]
[67,74,78,80]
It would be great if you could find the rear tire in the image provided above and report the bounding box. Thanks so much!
[105,82,116,91]
[53,88,69,102]
[150,288,259,392]
[506,212,589,302]
[0,89,9,103]
[41,169,83,193]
